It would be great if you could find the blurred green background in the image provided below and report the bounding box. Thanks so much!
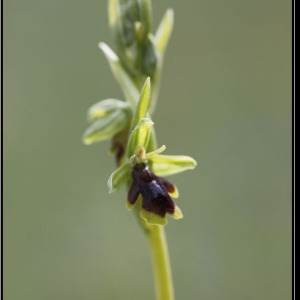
[3,0,291,299]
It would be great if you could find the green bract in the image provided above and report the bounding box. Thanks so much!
[131,77,151,129]
[107,162,130,193]
[127,118,154,158]
[140,35,157,76]
[148,9,174,113]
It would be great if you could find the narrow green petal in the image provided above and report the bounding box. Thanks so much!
[150,154,197,176]
[99,42,139,107]
[107,162,130,193]
[169,205,183,220]
[82,110,128,145]
[127,118,154,157]
[146,145,166,157]
[88,99,130,121]
[140,209,167,226]
[131,77,151,131]
[154,9,174,56]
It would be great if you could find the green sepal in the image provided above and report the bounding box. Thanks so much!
[154,9,174,56]
[98,42,139,108]
[140,209,167,226]
[131,77,151,130]
[127,118,154,157]
[107,162,130,193]
[82,110,128,145]
[149,154,197,176]
[87,99,130,121]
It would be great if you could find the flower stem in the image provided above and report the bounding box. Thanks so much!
[131,201,174,299]
[146,225,175,300]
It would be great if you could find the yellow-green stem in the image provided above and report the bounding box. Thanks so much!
[131,200,174,300]
[146,225,174,300]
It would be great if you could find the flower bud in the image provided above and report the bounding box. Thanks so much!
[140,36,157,77]
[87,98,130,121]
[83,109,129,145]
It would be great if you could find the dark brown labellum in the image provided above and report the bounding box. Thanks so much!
[128,163,176,217]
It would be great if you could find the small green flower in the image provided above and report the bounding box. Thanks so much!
[82,98,131,145]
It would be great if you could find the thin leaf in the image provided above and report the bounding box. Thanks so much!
[154,9,174,56]
[99,42,139,108]
[131,77,151,130]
